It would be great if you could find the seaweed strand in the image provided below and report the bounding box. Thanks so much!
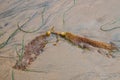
[0,14,34,49]
[100,18,120,31]
[17,7,46,33]
[0,28,19,49]
[100,25,120,31]
[11,70,14,80]
[63,0,76,25]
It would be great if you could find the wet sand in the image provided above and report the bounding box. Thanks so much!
[0,0,120,80]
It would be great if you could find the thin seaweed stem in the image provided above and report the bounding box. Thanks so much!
[0,17,30,49]
[63,0,76,26]
[17,7,47,33]
[100,25,120,31]
[100,18,120,31]
[11,70,14,80]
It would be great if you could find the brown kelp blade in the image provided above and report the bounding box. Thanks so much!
[60,32,118,51]
[13,33,50,70]
[50,29,118,57]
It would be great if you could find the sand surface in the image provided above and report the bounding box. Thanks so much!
[0,0,120,80]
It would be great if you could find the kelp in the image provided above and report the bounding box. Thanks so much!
[13,33,49,70]
[13,27,119,70]
[13,31,50,70]
[50,28,119,57]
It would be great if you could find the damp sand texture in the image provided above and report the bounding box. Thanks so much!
[0,0,120,80]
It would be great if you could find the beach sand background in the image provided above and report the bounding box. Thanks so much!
[0,0,120,80]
